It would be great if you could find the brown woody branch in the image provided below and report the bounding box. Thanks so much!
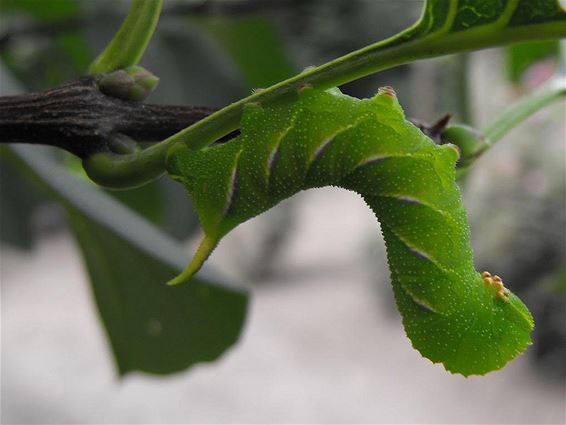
[0,76,217,158]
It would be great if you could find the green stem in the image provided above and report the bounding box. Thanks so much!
[483,79,566,147]
[454,76,566,180]
[85,7,566,188]
[456,41,566,179]
[471,39,566,164]
[88,0,163,75]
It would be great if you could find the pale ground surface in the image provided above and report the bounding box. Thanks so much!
[2,187,565,424]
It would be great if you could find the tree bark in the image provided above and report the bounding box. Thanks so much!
[0,76,216,158]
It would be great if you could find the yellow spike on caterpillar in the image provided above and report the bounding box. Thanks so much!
[481,271,510,300]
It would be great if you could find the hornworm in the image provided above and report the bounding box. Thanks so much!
[167,86,533,376]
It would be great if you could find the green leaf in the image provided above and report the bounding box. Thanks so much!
[0,153,46,249]
[0,0,78,20]
[0,1,91,88]
[69,212,248,375]
[7,145,248,375]
[167,87,534,376]
[412,0,566,39]
[106,181,163,225]
[54,31,92,75]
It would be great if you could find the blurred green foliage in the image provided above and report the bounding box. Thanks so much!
[0,0,78,19]
[197,15,295,87]
[70,212,248,375]
[505,40,559,83]
[0,154,46,248]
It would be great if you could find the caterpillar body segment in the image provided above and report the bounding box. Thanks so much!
[167,87,533,375]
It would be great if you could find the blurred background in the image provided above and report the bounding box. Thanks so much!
[1,0,565,423]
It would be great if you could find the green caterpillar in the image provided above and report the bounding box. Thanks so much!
[166,87,533,376]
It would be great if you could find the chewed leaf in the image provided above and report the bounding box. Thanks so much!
[166,87,534,376]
